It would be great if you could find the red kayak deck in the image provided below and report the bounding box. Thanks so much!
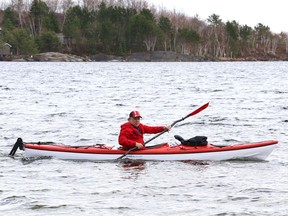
[23,140,278,155]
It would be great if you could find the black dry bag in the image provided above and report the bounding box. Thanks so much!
[174,135,208,146]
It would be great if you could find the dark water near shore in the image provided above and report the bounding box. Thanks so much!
[1,62,287,215]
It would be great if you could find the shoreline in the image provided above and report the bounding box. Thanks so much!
[2,51,288,62]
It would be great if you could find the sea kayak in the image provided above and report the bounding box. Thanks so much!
[9,138,278,161]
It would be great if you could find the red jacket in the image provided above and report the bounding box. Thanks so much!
[118,122,165,149]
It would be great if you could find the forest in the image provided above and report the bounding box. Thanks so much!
[0,0,288,60]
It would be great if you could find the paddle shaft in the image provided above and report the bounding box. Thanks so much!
[116,102,209,160]
[143,116,190,144]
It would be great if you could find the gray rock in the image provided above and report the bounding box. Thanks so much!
[33,52,89,62]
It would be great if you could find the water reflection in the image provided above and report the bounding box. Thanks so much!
[118,160,146,180]
[119,160,146,170]
[181,160,209,166]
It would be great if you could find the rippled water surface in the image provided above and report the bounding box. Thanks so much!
[1,62,287,215]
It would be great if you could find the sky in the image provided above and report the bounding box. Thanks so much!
[147,0,287,34]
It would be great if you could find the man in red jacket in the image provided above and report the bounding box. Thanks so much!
[118,111,171,150]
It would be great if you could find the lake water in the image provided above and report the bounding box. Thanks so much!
[1,61,287,215]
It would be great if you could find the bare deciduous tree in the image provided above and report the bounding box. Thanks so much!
[58,0,74,32]
[46,0,60,12]
[82,0,101,11]
[9,0,28,28]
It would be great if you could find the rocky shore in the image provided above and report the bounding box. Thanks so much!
[6,51,288,62]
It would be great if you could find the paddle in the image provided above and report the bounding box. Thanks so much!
[116,102,209,160]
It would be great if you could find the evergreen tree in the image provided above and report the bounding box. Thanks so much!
[37,31,61,52]
[226,21,240,57]
[126,9,159,51]
[6,29,38,55]
[29,0,49,36]
[158,16,172,51]
[45,12,60,33]
[3,7,18,30]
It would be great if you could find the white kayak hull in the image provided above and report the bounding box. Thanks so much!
[21,141,277,161]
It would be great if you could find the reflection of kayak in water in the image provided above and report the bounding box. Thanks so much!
[9,138,278,161]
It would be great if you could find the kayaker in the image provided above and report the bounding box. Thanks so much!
[118,110,171,150]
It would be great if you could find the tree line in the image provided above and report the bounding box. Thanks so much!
[0,0,287,59]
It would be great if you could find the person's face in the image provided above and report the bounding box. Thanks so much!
[129,117,141,127]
